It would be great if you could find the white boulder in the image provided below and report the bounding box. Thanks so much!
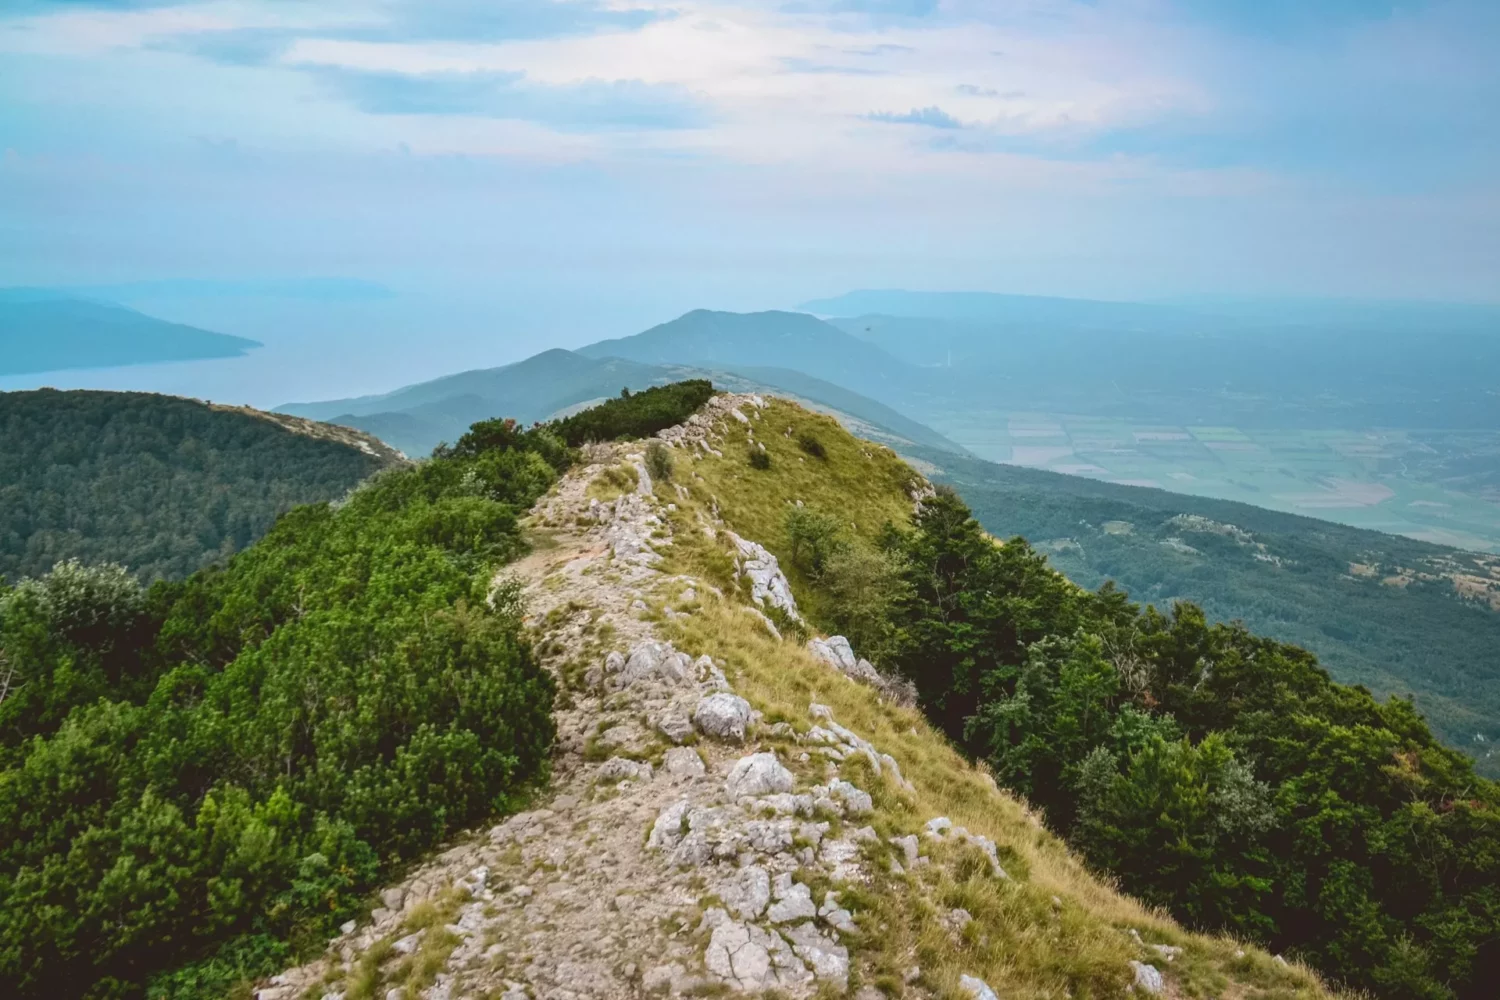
[694,693,753,741]
[726,753,795,799]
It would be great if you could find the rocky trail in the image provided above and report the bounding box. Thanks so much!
[254,396,1200,1000]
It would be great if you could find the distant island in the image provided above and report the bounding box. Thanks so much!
[0,289,260,376]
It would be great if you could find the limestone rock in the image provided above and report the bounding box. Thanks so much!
[767,875,817,923]
[597,756,653,784]
[694,693,753,741]
[617,640,695,689]
[829,778,873,816]
[819,891,858,934]
[960,974,1000,1000]
[716,865,771,920]
[725,752,794,799]
[889,834,921,867]
[726,531,802,621]
[704,920,810,991]
[655,709,695,744]
[806,635,858,672]
[805,635,882,685]
[779,921,849,986]
[647,799,691,851]
[1130,961,1165,995]
[662,746,706,778]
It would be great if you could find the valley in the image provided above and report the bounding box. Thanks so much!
[925,409,1500,552]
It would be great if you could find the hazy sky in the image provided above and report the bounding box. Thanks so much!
[2,0,1497,402]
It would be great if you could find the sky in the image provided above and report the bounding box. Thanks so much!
[1,0,1497,405]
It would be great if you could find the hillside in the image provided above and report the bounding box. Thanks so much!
[0,289,260,376]
[0,389,402,583]
[253,391,1333,1000]
[10,386,1494,1000]
[910,448,1500,775]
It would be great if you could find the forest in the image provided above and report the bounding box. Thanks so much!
[789,486,1500,1000]
[0,383,712,1000]
[0,390,390,584]
[914,447,1500,777]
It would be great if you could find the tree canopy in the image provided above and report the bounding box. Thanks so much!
[0,389,391,584]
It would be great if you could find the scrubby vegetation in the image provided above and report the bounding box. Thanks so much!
[0,416,565,999]
[911,446,1500,778]
[550,379,714,446]
[645,440,674,483]
[876,489,1500,1000]
[0,389,394,583]
[677,398,1500,1000]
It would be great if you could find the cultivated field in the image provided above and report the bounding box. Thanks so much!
[926,408,1500,551]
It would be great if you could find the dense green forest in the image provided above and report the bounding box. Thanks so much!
[789,486,1500,1000]
[0,381,716,1000]
[912,448,1500,777]
[0,390,395,584]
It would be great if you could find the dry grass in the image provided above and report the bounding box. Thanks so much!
[588,461,640,502]
[331,888,468,1000]
[647,396,1338,1000]
[666,399,918,622]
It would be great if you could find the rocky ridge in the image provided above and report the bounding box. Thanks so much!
[254,394,1231,1000]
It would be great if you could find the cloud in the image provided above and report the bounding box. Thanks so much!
[866,105,963,128]
[780,57,887,75]
[780,0,939,17]
[151,26,295,66]
[388,0,671,42]
[313,67,711,130]
[843,43,915,56]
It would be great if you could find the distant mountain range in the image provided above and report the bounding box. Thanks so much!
[577,308,921,406]
[0,289,260,376]
[282,313,959,457]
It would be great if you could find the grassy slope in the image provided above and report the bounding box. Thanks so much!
[648,397,1332,1000]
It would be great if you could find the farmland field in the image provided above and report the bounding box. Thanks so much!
[927,408,1500,552]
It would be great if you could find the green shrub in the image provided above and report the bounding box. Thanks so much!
[783,506,844,578]
[0,420,564,999]
[748,449,771,470]
[796,432,826,460]
[645,441,674,483]
[551,380,715,446]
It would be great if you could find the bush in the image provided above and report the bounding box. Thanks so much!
[784,506,844,578]
[796,432,826,460]
[748,448,771,470]
[645,441,674,483]
[0,418,563,999]
[551,380,715,446]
